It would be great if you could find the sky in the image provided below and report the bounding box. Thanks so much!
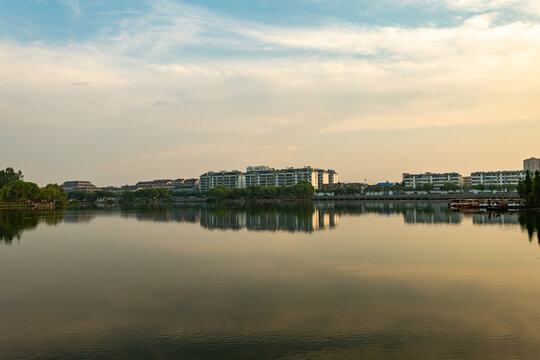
[0,0,539,186]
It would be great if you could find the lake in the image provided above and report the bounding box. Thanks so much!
[1,202,540,359]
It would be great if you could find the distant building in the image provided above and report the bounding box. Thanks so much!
[246,165,271,172]
[524,157,540,173]
[121,185,138,191]
[471,170,526,186]
[328,170,338,184]
[275,167,320,189]
[135,179,174,189]
[200,166,338,191]
[119,178,200,192]
[463,176,472,188]
[174,178,200,192]
[376,182,397,187]
[320,182,366,190]
[200,171,246,191]
[61,181,98,193]
[402,172,463,189]
[99,186,122,193]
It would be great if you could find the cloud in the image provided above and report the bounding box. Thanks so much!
[58,0,81,18]
[400,0,540,16]
[442,0,538,13]
[83,1,540,64]
[2,0,540,184]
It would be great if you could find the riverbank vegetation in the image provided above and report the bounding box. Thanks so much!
[119,188,171,204]
[0,167,67,206]
[518,171,540,207]
[318,182,518,196]
[207,181,315,201]
[68,190,119,203]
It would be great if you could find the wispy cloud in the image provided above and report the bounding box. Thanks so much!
[59,0,81,18]
[2,0,540,184]
[85,1,540,63]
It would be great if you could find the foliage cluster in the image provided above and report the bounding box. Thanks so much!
[0,168,67,205]
[170,190,209,198]
[120,188,172,203]
[68,190,119,202]
[0,167,23,187]
[0,210,64,244]
[208,181,315,201]
[318,181,518,195]
[518,171,540,207]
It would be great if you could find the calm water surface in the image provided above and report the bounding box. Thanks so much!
[1,202,540,359]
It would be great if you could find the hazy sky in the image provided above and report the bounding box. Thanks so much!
[1,0,539,186]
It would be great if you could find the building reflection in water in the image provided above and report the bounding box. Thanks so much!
[319,201,462,225]
[201,208,339,233]
[128,204,340,233]
[472,213,519,225]
[1,202,540,243]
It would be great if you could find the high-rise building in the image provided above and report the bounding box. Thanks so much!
[524,157,540,173]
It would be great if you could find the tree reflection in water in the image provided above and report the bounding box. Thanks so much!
[1,204,539,244]
[0,210,64,244]
[519,211,540,244]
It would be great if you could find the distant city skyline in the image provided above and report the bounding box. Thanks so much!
[1,1,539,186]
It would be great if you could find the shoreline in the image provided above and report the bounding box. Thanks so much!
[313,192,520,202]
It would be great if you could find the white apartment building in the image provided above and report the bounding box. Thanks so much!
[245,166,277,188]
[202,166,338,191]
[403,172,463,189]
[200,171,246,191]
[275,167,319,189]
[524,158,540,173]
[471,170,526,186]
[328,170,338,184]
[317,171,329,188]
[245,166,338,190]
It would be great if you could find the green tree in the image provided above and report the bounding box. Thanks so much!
[472,184,486,190]
[1,181,40,202]
[416,183,434,191]
[209,186,231,201]
[518,171,534,206]
[293,181,315,199]
[38,184,68,203]
[440,182,461,191]
[532,171,540,207]
[120,190,136,203]
[0,167,23,187]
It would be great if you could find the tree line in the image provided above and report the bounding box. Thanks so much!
[0,167,67,205]
[208,181,315,201]
[319,182,518,196]
[518,171,540,208]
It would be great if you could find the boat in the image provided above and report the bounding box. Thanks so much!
[448,199,525,212]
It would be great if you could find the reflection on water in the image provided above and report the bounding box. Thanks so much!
[2,202,540,243]
[123,204,339,233]
[0,210,64,245]
[2,202,540,359]
[519,211,540,243]
[322,201,463,224]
